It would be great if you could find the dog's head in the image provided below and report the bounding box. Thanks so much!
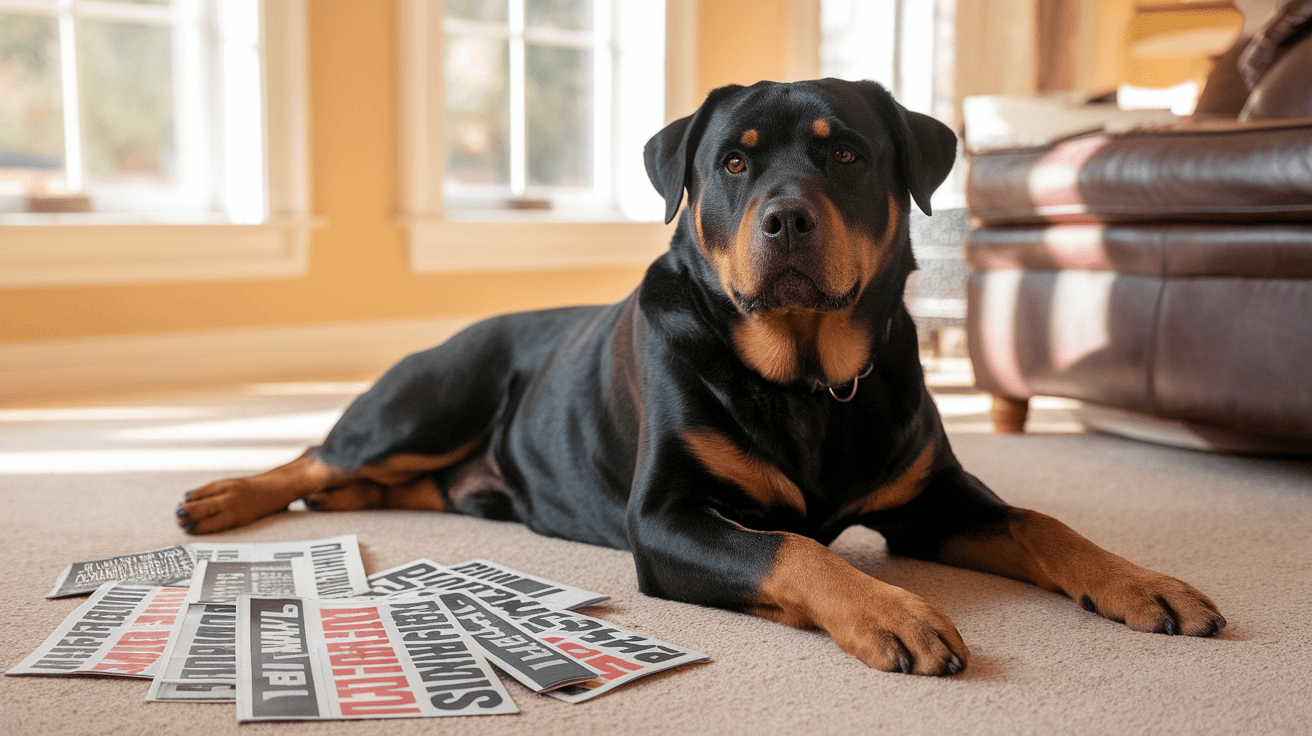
[644,79,956,386]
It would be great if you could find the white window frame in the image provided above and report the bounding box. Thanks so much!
[397,0,696,273]
[442,0,615,210]
[0,0,313,288]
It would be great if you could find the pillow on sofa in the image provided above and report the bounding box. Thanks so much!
[1192,36,1252,118]
[1240,28,1312,119]
[1236,0,1312,87]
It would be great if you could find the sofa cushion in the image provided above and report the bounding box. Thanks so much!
[1154,277,1312,438]
[965,223,1312,278]
[966,119,1312,225]
[966,270,1159,410]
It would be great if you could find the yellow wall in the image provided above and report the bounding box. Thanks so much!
[697,0,789,95]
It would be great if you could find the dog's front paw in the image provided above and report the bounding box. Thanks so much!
[177,478,283,534]
[833,588,969,676]
[1080,571,1225,637]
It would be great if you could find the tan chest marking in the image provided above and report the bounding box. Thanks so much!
[684,429,807,515]
[732,309,872,385]
[848,437,939,516]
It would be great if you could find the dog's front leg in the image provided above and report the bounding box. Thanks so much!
[937,506,1226,637]
[887,468,1227,638]
[628,453,968,675]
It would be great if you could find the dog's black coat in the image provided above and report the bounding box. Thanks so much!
[317,79,998,599]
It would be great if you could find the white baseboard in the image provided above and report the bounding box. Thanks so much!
[0,316,477,404]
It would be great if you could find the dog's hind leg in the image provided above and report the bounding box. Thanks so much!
[179,438,481,533]
[176,312,561,533]
[304,476,446,513]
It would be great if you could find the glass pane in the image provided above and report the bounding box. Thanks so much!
[78,18,175,184]
[526,0,592,31]
[446,0,507,23]
[526,44,591,188]
[0,13,64,175]
[445,34,510,187]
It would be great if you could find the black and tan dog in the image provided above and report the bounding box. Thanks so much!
[177,79,1225,676]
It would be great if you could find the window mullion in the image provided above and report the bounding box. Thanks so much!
[56,1,84,194]
[592,0,612,208]
[508,0,526,198]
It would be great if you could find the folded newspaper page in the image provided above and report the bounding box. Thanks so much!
[47,545,194,599]
[187,534,369,599]
[151,556,314,703]
[446,560,610,609]
[436,591,600,692]
[362,559,709,702]
[236,596,518,722]
[146,603,237,702]
[7,583,189,679]
[185,559,315,605]
[364,559,607,611]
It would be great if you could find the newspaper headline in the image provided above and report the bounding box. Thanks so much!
[237,596,519,721]
[8,583,189,678]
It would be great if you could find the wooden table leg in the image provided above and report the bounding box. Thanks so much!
[990,394,1030,433]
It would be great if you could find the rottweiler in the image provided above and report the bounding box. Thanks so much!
[176,79,1225,676]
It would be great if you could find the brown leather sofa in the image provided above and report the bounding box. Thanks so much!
[963,1,1312,452]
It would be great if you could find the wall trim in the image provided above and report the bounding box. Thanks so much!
[0,221,313,287]
[406,219,673,272]
[0,316,476,404]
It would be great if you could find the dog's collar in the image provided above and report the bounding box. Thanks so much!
[812,363,873,402]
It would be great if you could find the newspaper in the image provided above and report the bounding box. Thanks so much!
[185,559,315,605]
[146,603,238,702]
[445,560,610,609]
[236,596,519,721]
[361,559,709,702]
[364,559,607,611]
[145,549,349,702]
[46,535,369,601]
[436,591,600,692]
[187,534,369,599]
[47,545,194,599]
[7,583,189,679]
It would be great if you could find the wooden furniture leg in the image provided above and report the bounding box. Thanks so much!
[990,394,1030,433]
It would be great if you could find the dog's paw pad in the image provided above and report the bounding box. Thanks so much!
[838,593,970,676]
[1085,574,1225,638]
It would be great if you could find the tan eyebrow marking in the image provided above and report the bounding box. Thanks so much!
[812,119,831,138]
[741,129,759,147]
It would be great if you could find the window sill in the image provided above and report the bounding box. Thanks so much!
[0,218,318,288]
[402,217,675,273]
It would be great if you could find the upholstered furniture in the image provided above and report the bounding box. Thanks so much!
[963,1,1312,452]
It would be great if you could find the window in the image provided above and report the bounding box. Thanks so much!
[0,0,264,222]
[440,0,665,221]
[398,0,687,272]
[0,0,310,288]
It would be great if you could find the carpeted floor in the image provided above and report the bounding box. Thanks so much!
[2,374,1311,735]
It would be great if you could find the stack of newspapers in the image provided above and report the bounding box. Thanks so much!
[6,535,710,721]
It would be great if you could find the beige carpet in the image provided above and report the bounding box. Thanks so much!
[2,378,1311,735]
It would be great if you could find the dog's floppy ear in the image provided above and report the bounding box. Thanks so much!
[644,85,742,224]
[849,81,957,216]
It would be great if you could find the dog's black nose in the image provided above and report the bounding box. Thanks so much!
[761,200,816,250]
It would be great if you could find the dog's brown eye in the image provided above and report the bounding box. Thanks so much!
[834,148,856,164]
[725,155,746,174]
